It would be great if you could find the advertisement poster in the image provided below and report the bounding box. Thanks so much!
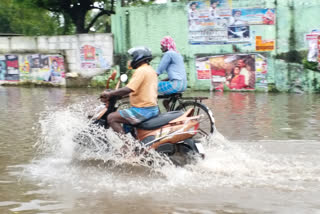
[18,55,31,80]
[36,55,65,82]
[5,55,19,81]
[216,0,232,8]
[41,55,50,70]
[0,54,65,83]
[82,45,96,61]
[187,1,275,45]
[196,54,259,91]
[35,55,50,81]
[0,56,6,81]
[95,47,110,69]
[255,54,268,89]
[305,33,320,62]
[80,45,96,69]
[16,54,65,83]
[230,8,275,25]
[48,55,65,83]
[196,59,211,79]
[30,54,41,68]
[80,45,110,69]
[188,0,233,44]
[255,36,275,51]
[227,26,250,43]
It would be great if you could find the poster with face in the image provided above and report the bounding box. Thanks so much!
[30,54,41,68]
[48,55,65,83]
[5,55,19,81]
[41,55,50,70]
[187,1,275,46]
[230,8,275,25]
[188,0,233,44]
[196,54,259,91]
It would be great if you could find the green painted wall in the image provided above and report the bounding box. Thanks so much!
[111,0,320,92]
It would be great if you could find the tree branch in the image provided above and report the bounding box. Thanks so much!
[85,9,114,32]
[111,0,115,12]
[89,6,104,10]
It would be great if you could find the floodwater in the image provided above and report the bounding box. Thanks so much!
[0,86,320,214]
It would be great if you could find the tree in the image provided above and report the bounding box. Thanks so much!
[0,0,62,35]
[15,0,116,34]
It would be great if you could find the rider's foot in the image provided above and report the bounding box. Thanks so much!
[163,99,170,111]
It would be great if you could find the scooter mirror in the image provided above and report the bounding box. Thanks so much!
[120,74,128,83]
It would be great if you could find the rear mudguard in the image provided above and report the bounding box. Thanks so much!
[154,138,204,156]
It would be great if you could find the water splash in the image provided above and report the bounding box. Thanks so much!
[195,134,320,191]
[20,101,320,197]
[34,100,171,169]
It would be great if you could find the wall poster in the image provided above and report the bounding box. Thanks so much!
[5,55,19,81]
[230,8,275,25]
[188,0,234,44]
[305,33,320,62]
[0,56,6,81]
[255,54,268,89]
[255,36,275,51]
[196,58,211,79]
[196,54,268,91]
[19,55,31,80]
[80,45,110,69]
[187,0,275,45]
[0,54,65,84]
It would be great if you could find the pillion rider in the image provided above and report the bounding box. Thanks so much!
[99,47,159,134]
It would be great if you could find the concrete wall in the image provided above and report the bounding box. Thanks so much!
[111,0,320,92]
[0,33,114,86]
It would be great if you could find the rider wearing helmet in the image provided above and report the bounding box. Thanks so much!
[100,47,159,134]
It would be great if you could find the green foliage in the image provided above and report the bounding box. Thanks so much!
[302,59,319,71]
[0,0,61,35]
[275,50,320,73]
[287,50,302,63]
[275,50,307,64]
[268,83,280,92]
[15,0,116,34]
[91,75,116,88]
[87,11,111,33]
[13,0,156,34]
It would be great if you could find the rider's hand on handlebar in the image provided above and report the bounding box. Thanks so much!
[99,90,112,103]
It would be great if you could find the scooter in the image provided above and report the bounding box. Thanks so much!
[80,72,206,165]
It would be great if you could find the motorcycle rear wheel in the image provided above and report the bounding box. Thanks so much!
[175,101,215,137]
[169,140,202,166]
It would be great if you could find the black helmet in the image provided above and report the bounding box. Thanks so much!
[128,46,152,69]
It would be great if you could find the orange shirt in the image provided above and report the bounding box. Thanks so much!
[126,64,158,108]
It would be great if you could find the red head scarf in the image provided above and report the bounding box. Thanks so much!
[160,36,177,52]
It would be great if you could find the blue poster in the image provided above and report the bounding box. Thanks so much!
[0,56,6,81]
[230,8,275,25]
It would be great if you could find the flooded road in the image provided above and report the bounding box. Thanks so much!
[0,86,320,214]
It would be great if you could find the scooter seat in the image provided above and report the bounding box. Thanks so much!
[136,111,184,130]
